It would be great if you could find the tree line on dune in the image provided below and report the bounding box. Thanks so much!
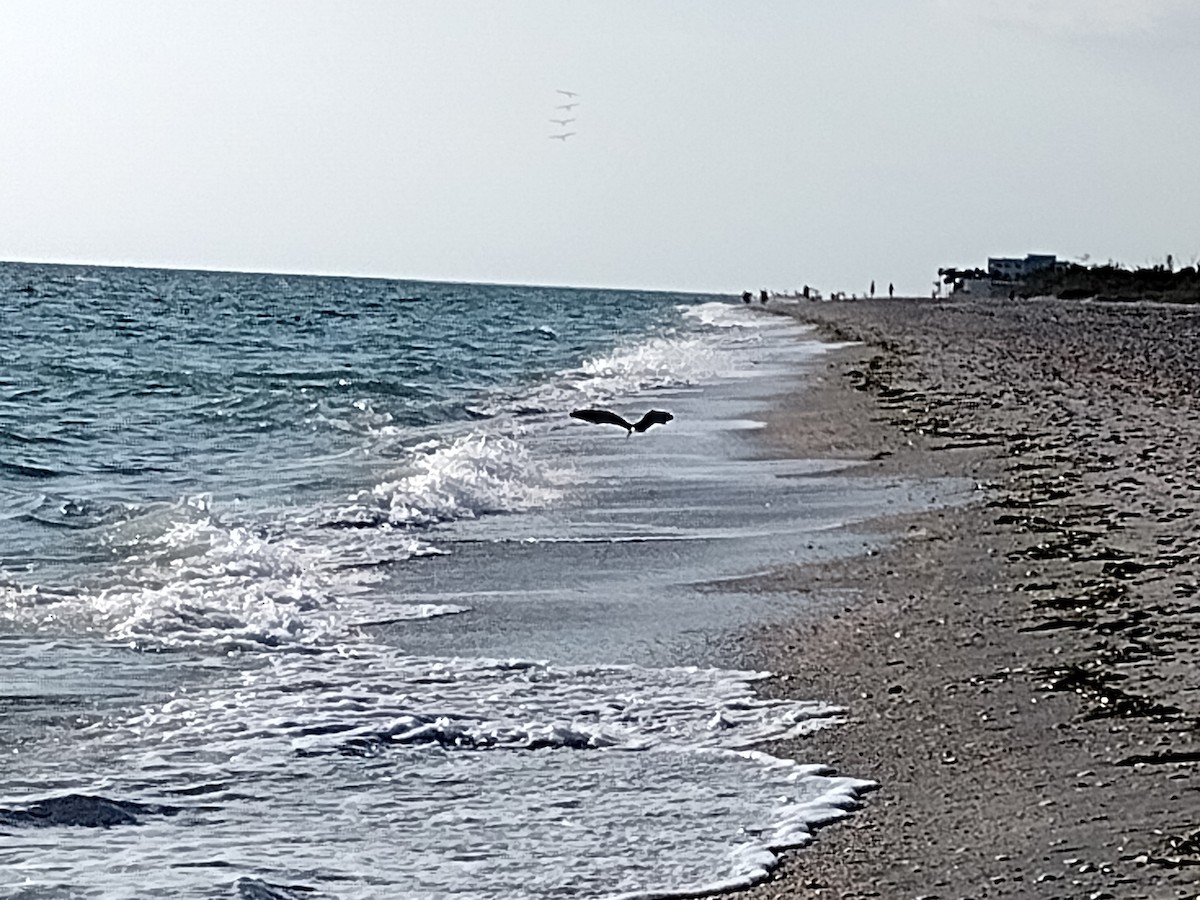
[1023,261,1200,305]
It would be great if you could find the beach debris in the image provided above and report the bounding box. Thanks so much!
[1035,662,1182,721]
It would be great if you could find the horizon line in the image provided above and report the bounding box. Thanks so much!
[0,256,727,297]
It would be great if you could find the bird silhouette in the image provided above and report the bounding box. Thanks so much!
[549,117,576,126]
[549,132,576,141]
[555,102,580,111]
[570,409,674,435]
[556,89,579,98]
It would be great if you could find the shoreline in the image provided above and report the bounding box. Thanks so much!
[724,298,1199,898]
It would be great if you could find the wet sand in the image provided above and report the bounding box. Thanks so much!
[725,298,1200,899]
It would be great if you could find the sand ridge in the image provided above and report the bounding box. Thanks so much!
[724,297,1199,899]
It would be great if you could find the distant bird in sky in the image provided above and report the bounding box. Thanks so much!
[549,132,576,141]
[556,89,579,98]
[555,102,580,111]
[570,408,674,435]
[549,117,576,126]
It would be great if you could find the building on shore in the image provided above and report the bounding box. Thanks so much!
[940,253,1064,297]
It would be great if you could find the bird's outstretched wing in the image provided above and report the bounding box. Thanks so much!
[570,409,634,431]
[571,409,674,434]
[632,410,674,432]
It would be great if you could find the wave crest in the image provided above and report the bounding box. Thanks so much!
[3,496,450,650]
[335,432,562,528]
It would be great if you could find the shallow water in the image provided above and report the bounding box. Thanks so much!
[0,265,949,898]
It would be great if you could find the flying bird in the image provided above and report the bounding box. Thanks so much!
[549,117,576,126]
[556,89,579,98]
[555,102,580,111]
[570,409,674,435]
[549,132,576,141]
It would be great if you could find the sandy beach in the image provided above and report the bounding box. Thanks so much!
[726,297,1200,899]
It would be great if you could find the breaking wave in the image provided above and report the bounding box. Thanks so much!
[1,494,455,651]
[332,432,565,528]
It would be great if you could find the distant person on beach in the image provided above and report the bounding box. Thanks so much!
[889,282,894,299]
[741,291,751,304]
[803,285,810,299]
[870,280,875,298]
[759,289,768,304]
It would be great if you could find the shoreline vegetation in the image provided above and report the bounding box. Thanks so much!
[1023,262,1200,305]
[723,296,1199,899]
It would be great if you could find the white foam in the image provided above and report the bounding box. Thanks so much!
[605,767,872,900]
[545,301,824,413]
[335,431,564,527]
[14,699,873,900]
[1,429,567,651]
[2,496,449,650]
[304,395,397,436]
[680,300,769,329]
[575,335,733,392]
[680,299,817,335]
[101,650,839,760]
[66,645,873,899]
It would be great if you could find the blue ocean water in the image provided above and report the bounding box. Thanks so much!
[0,264,934,899]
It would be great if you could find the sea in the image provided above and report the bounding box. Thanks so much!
[0,263,944,900]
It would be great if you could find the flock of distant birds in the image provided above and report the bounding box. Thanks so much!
[549,89,578,142]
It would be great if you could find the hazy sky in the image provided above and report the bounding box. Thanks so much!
[2,1,1198,293]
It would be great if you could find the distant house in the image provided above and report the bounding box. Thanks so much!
[987,254,1057,281]
[942,253,1061,297]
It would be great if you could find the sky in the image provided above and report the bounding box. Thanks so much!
[1,1,1198,294]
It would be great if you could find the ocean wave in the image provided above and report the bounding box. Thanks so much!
[0,426,68,447]
[557,307,806,403]
[679,299,816,336]
[574,334,731,393]
[1,495,451,650]
[15,494,130,530]
[467,335,748,419]
[234,878,324,900]
[102,650,842,761]
[605,768,873,900]
[332,431,563,528]
[679,300,767,329]
[0,793,184,829]
[0,459,64,480]
[467,299,814,420]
